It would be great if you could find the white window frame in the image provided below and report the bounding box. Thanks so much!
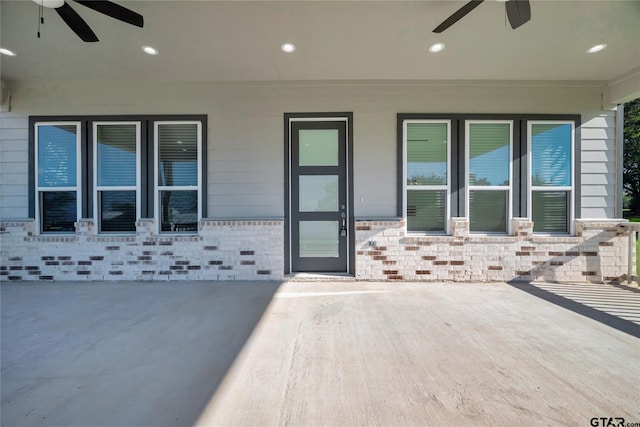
[154,120,202,234]
[34,122,82,234]
[403,119,451,235]
[92,121,141,234]
[465,120,513,235]
[527,120,575,235]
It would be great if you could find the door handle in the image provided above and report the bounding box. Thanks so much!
[340,211,347,236]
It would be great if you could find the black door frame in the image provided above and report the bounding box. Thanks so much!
[284,112,354,275]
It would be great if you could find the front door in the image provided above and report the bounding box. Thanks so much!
[287,117,352,273]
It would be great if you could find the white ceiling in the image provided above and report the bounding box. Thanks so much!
[1,0,639,83]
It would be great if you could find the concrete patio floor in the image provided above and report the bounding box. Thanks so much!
[1,281,639,426]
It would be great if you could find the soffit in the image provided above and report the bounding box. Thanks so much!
[1,0,638,83]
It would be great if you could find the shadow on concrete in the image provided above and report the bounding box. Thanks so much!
[506,280,640,338]
[1,281,282,427]
[609,281,640,294]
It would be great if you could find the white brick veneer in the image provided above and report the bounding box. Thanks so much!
[0,217,630,283]
[0,219,284,281]
[354,218,630,283]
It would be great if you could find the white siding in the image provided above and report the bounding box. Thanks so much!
[0,114,28,219]
[208,115,283,217]
[580,111,617,218]
[0,81,619,220]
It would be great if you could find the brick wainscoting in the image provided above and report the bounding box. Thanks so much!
[0,219,283,281]
[354,218,629,283]
[1,217,630,282]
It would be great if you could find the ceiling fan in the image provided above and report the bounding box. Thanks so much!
[433,0,531,33]
[33,0,143,42]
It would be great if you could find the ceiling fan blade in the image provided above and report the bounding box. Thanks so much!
[55,2,98,42]
[505,0,531,29]
[74,1,143,27]
[433,0,485,33]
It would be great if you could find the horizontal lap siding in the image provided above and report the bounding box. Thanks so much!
[580,112,617,218]
[0,81,618,221]
[0,114,29,220]
[208,116,282,217]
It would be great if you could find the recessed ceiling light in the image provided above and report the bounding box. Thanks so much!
[0,48,17,57]
[281,43,296,53]
[142,46,158,55]
[586,44,607,54]
[429,43,445,53]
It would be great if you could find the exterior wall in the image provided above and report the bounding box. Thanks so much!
[0,219,282,281]
[0,80,627,282]
[581,111,618,218]
[0,114,28,219]
[355,219,629,283]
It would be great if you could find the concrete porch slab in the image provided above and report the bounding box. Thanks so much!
[197,281,639,426]
[2,281,638,427]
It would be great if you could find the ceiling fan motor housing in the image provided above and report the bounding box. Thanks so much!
[34,0,65,9]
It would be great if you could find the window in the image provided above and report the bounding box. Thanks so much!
[35,123,81,233]
[94,122,140,233]
[30,116,206,235]
[529,121,574,234]
[155,122,201,233]
[466,121,512,234]
[404,120,450,234]
[398,114,579,236]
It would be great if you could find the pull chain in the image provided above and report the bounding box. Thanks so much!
[37,2,43,38]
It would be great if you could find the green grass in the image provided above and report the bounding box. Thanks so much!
[631,217,640,277]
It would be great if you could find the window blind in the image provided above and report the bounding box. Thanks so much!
[41,191,77,232]
[468,122,510,233]
[95,123,138,233]
[160,190,198,232]
[469,190,507,233]
[531,122,572,234]
[37,124,79,233]
[532,191,568,233]
[468,123,510,186]
[38,125,78,188]
[407,190,446,233]
[407,123,447,185]
[99,191,136,232]
[158,124,198,187]
[405,122,448,234]
[97,124,137,187]
[531,123,571,187]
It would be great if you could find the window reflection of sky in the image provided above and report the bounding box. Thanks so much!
[470,145,509,186]
[98,141,136,186]
[532,124,571,187]
[38,125,77,187]
[409,126,571,188]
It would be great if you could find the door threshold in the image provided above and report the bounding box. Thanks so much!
[285,272,355,282]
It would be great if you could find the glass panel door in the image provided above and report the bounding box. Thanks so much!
[291,121,348,272]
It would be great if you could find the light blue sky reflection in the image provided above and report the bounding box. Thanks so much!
[38,125,77,188]
[531,124,572,187]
